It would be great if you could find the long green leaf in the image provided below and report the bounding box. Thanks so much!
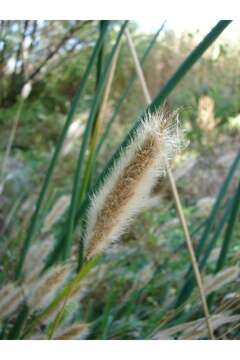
[207,180,240,307]
[149,21,231,110]
[62,21,128,260]
[75,21,232,231]
[15,21,110,279]
[46,21,231,269]
[21,256,100,339]
[43,21,164,269]
[175,196,236,307]
[7,304,28,339]
[215,180,240,272]
[175,150,240,306]
[96,21,230,159]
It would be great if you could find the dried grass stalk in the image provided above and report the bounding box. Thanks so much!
[204,266,239,296]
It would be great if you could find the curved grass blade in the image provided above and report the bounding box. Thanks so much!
[207,181,240,307]
[195,150,240,257]
[175,150,240,306]
[215,180,240,272]
[81,23,165,222]
[96,21,106,86]
[74,21,232,232]
[62,21,128,260]
[21,256,100,339]
[15,21,110,279]
[175,195,236,308]
[149,21,231,110]
[45,21,231,269]
[91,20,107,138]
[7,303,28,340]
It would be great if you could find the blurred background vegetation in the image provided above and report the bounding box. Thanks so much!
[0,20,240,339]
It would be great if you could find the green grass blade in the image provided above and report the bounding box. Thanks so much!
[175,194,236,307]
[175,150,240,306]
[159,195,237,328]
[92,20,107,134]
[74,21,232,229]
[7,303,28,339]
[21,256,100,339]
[199,198,235,268]
[62,21,128,260]
[148,21,231,110]
[207,181,240,308]
[15,21,110,279]
[95,20,166,156]
[100,291,116,339]
[96,21,107,86]
[85,22,166,210]
[215,180,240,272]
[45,21,231,269]
[195,150,240,257]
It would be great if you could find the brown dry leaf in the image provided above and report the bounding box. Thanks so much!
[180,314,240,339]
[153,314,240,340]
[204,266,239,296]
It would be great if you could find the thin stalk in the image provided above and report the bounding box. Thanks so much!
[0,97,24,186]
[77,21,232,226]
[62,21,128,261]
[207,181,240,307]
[15,21,109,279]
[215,181,240,272]
[148,21,232,111]
[43,22,165,269]
[80,41,121,199]
[176,195,236,310]
[46,21,230,270]
[21,256,100,339]
[125,27,214,340]
[96,21,166,156]
[176,150,240,306]
[96,21,106,87]
[7,304,28,340]
[89,20,106,153]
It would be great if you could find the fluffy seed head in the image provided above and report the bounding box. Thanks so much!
[42,196,70,233]
[0,284,23,320]
[54,323,89,340]
[0,282,16,300]
[23,236,54,285]
[28,264,72,311]
[84,109,184,258]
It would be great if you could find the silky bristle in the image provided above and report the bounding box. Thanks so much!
[28,264,72,311]
[0,284,23,320]
[84,109,184,258]
[42,195,70,233]
[54,323,89,340]
[23,236,54,285]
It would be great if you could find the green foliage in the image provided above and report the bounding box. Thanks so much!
[1,20,240,340]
